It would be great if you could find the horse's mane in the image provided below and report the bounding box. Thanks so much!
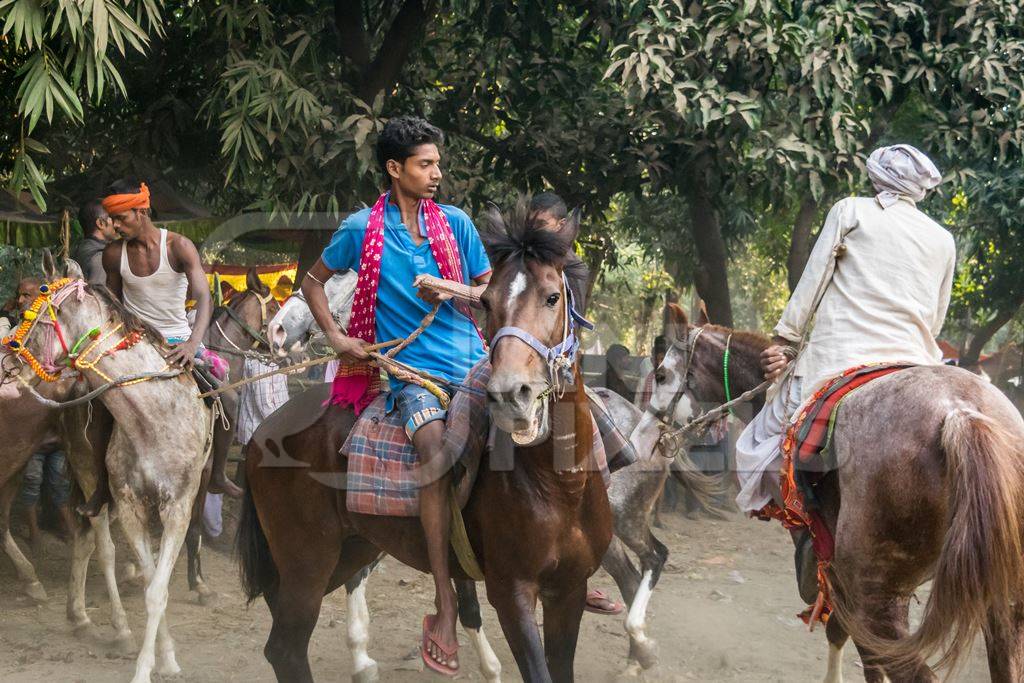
[701,323,771,351]
[480,198,590,309]
[87,284,168,347]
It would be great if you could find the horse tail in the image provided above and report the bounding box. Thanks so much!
[670,452,728,516]
[235,473,277,605]
[837,407,1024,672]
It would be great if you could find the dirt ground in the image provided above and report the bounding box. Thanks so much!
[0,505,990,682]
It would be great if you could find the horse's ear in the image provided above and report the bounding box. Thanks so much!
[696,300,710,326]
[64,258,84,281]
[558,208,581,248]
[41,249,57,280]
[664,302,689,342]
[246,268,269,295]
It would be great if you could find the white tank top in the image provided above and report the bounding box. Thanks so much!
[120,229,192,340]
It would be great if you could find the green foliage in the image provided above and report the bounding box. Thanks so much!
[0,0,162,210]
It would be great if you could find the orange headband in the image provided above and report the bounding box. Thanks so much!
[102,182,150,215]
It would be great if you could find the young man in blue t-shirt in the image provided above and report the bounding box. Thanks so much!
[302,116,490,674]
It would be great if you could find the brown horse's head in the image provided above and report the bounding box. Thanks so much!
[480,201,586,445]
[211,268,280,352]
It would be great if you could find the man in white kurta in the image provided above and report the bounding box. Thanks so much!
[735,145,956,514]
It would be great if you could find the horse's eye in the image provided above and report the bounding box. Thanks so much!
[545,293,561,308]
[655,370,666,384]
[480,297,491,312]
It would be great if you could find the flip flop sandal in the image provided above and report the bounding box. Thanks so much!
[584,589,625,615]
[421,614,460,677]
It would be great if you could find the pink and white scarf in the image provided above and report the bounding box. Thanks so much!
[329,192,480,414]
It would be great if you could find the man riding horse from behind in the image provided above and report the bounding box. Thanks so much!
[78,179,242,517]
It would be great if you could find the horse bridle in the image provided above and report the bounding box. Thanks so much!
[650,325,706,429]
[214,289,276,352]
[489,273,594,399]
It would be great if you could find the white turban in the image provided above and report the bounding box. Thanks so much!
[866,144,942,208]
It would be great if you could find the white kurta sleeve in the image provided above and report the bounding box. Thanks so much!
[774,198,853,343]
[931,239,956,338]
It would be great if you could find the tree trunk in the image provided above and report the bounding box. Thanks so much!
[685,170,733,327]
[787,196,819,292]
[582,248,605,316]
[960,300,1024,368]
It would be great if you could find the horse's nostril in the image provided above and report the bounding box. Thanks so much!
[517,384,532,399]
[487,390,502,404]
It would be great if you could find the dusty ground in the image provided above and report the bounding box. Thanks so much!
[0,506,990,682]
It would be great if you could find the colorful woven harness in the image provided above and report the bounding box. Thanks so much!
[2,278,148,384]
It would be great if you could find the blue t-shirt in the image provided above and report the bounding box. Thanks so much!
[321,200,491,392]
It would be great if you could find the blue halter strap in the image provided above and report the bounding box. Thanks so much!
[489,273,594,389]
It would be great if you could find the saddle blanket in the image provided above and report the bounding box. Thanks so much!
[760,363,913,623]
[343,360,614,517]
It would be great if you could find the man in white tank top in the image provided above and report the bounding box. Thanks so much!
[78,180,240,516]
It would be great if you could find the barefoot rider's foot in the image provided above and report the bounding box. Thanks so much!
[208,474,243,499]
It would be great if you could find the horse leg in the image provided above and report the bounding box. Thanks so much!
[455,578,502,682]
[823,617,849,683]
[601,536,647,674]
[849,593,934,683]
[187,475,216,605]
[620,529,669,672]
[343,561,379,683]
[92,508,134,653]
[264,536,343,682]
[143,504,192,680]
[541,582,587,683]
[487,578,548,683]
[985,604,1024,683]
[66,512,98,637]
[117,500,159,683]
[0,478,46,602]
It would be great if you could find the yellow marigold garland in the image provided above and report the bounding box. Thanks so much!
[2,278,73,382]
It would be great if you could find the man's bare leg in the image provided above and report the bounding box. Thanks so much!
[205,387,243,498]
[414,420,459,671]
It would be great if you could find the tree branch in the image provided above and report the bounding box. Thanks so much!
[357,0,439,101]
[961,299,1024,368]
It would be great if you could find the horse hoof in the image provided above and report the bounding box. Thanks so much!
[113,634,138,657]
[196,589,220,607]
[156,658,181,677]
[621,660,644,678]
[352,661,379,683]
[635,639,659,670]
[25,581,48,603]
[72,622,99,640]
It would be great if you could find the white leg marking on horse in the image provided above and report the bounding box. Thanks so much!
[466,627,502,682]
[625,570,654,645]
[507,272,527,312]
[3,530,46,601]
[346,581,378,680]
[823,642,844,683]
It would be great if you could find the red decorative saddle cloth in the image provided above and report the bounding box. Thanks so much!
[759,363,913,624]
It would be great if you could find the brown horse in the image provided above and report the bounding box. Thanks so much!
[239,207,612,682]
[205,268,282,495]
[636,303,1024,682]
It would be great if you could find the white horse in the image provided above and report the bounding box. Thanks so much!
[21,262,210,683]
